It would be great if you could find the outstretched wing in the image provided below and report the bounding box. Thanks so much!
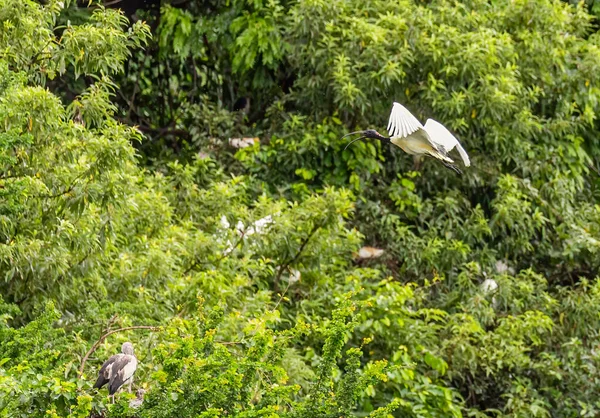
[423,119,470,166]
[387,102,424,139]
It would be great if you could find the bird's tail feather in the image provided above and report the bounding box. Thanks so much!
[427,149,454,164]
[109,380,120,395]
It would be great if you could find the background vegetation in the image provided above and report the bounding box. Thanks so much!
[1,0,600,416]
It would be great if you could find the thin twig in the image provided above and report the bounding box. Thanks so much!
[133,123,191,140]
[28,39,54,67]
[103,315,119,334]
[272,276,292,312]
[215,340,244,345]
[0,173,28,181]
[115,91,150,127]
[183,227,247,275]
[34,168,91,199]
[274,222,323,288]
[78,325,159,378]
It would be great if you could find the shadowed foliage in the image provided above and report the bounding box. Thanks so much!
[1,0,600,416]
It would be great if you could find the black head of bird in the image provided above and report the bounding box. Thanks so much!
[342,129,390,150]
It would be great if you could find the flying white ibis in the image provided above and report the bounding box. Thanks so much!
[343,102,471,174]
[93,342,138,403]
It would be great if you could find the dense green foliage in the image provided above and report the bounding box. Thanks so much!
[1,0,600,416]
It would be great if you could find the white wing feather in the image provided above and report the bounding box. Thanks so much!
[120,356,138,382]
[387,102,424,138]
[423,119,470,166]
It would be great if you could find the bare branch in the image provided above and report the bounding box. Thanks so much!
[274,222,322,288]
[275,224,321,283]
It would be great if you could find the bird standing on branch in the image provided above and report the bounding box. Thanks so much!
[93,342,138,403]
[343,102,471,174]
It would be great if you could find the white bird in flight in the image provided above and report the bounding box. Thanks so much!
[343,102,471,173]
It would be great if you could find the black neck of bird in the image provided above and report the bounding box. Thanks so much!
[367,132,390,143]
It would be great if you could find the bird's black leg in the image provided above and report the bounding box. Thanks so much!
[441,161,462,175]
[412,155,422,171]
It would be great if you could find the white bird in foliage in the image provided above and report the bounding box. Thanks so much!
[481,277,499,308]
[343,102,471,173]
[93,342,138,403]
[129,388,146,408]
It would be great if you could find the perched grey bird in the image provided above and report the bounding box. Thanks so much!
[129,388,146,408]
[343,102,471,173]
[93,342,138,403]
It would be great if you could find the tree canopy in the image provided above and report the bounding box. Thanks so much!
[1,0,600,417]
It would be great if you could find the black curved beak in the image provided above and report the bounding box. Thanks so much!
[341,130,368,140]
[342,131,368,151]
[343,137,367,151]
